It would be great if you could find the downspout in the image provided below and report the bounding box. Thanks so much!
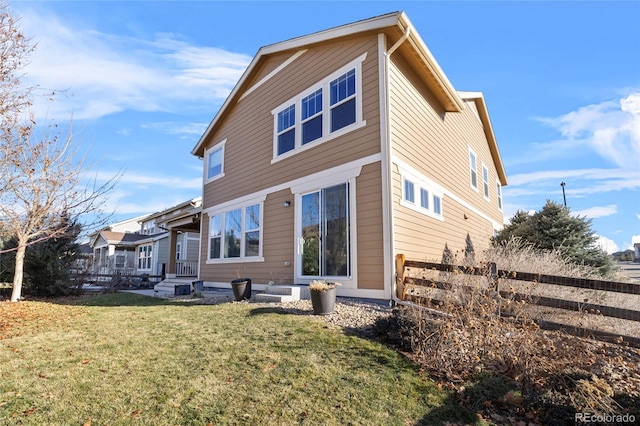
[383,26,410,307]
[382,28,451,316]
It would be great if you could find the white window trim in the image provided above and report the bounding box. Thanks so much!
[482,163,490,201]
[271,52,368,164]
[496,180,503,211]
[469,147,478,191]
[137,244,153,271]
[206,196,266,264]
[398,164,444,221]
[204,139,226,184]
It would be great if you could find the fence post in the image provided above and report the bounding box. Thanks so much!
[487,262,500,316]
[395,254,406,300]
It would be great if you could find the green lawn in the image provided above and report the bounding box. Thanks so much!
[0,293,476,425]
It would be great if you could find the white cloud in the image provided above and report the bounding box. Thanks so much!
[86,170,201,190]
[625,235,640,251]
[141,121,209,138]
[535,93,640,170]
[505,168,640,198]
[596,235,619,254]
[572,205,617,219]
[16,8,252,121]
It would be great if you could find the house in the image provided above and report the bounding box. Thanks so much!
[88,198,202,284]
[89,214,152,275]
[190,11,507,300]
[90,230,151,276]
[138,197,202,287]
[634,243,640,262]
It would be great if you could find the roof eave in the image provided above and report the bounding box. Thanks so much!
[458,92,508,186]
[398,13,465,113]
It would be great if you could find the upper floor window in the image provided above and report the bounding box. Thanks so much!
[272,53,367,162]
[482,164,490,200]
[496,181,503,211]
[302,88,323,145]
[205,139,226,183]
[142,221,156,235]
[329,68,356,132]
[469,148,478,190]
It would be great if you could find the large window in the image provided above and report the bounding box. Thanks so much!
[272,53,366,160]
[205,140,226,183]
[138,245,152,270]
[208,203,262,261]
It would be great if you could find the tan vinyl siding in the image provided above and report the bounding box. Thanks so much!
[202,34,381,207]
[249,51,295,85]
[199,189,295,285]
[355,162,384,290]
[389,52,503,260]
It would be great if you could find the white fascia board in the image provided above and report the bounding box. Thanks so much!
[457,91,483,99]
[260,12,402,55]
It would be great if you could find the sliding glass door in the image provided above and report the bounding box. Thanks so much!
[300,183,350,277]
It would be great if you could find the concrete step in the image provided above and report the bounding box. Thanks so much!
[254,293,298,303]
[254,284,311,302]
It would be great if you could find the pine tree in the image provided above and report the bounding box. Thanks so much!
[464,233,475,266]
[22,218,81,297]
[493,200,614,276]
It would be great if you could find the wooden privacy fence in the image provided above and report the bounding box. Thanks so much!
[395,254,640,347]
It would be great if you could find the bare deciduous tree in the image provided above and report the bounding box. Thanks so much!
[1,2,117,301]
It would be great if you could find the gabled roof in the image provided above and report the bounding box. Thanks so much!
[192,11,465,157]
[458,91,508,186]
[142,197,202,222]
[90,231,149,248]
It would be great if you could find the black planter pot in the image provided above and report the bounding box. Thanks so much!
[231,278,252,301]
[310,286,336,315]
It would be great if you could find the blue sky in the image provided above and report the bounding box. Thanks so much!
[10,1,640,253]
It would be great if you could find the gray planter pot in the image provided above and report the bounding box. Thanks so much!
[310,286,336,315]
[231,278,252,301]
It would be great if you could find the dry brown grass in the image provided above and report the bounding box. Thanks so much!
[389,239,640,423]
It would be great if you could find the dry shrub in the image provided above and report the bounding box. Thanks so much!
[395,238,613,397]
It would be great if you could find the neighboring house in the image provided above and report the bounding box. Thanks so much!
[137,197,202,281]
[190,12,507,300]
[90,230,150,275]
[634,243,640,262]
[88,214,151,275]
[87,199,202,280]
